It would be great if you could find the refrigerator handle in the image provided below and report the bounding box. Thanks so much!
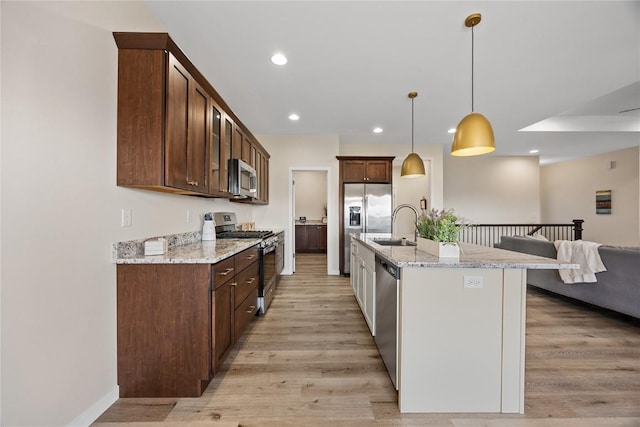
[363,195,368,232]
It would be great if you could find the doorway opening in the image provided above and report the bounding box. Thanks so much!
[289,168,329,275]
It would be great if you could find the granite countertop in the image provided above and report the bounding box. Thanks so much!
[114,231,262,264]
[355,233,579,270]
[295,220,326,225]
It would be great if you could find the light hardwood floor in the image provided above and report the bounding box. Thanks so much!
[95,253,640,426]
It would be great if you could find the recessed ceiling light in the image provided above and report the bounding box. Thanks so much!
[373,127,383,133]
[447,128,456,134]
[288,113,299,121]
[271,53,287,65]
[529,149,539,154]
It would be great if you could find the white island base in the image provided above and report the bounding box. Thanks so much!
[398,267,526,413]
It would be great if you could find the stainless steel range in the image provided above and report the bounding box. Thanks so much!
[214,212,279,314]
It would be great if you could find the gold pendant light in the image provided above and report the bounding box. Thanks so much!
[401,92,426,178]
[451,13,495,157]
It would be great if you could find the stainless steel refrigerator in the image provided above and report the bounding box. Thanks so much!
[343,183,392,274]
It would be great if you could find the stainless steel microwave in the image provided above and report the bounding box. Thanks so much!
[228,158,257,198]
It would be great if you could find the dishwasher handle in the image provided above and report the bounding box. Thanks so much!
[376,256,398,279]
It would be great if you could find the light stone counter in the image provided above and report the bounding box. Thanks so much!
[114,231,260,264]
[355,233,578,270]
[295,220,326,226]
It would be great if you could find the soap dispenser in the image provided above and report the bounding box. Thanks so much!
[202,212,216,241]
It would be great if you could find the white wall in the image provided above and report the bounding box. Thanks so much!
[294,171,327,221]
[443,156,541,224]
[392,161,431,239]
[541,146,640,246]
[0,2,254,425]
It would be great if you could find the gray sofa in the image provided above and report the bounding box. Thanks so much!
[495,236,640,319]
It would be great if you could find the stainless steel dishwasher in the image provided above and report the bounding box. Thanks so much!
[374,255,399,390]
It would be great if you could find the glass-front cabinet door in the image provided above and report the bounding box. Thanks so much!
[222,116,233,193]
[209,104,222,194]
[251,146,257,169]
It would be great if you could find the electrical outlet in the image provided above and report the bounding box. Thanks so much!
[121,208,132,227]
[463,276,483,289]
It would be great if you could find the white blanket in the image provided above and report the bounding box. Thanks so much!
[554,240,607,284]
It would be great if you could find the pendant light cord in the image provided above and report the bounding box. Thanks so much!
[411,97,415,152]
[471,24,475,113]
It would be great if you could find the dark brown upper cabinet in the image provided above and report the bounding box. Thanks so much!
[113,32,269,202]
[337,156,394,183]
[165,55,209,193]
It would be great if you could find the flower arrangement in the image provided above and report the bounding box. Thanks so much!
[416,208,465,244]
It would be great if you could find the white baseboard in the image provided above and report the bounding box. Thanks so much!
[67,386,118,427]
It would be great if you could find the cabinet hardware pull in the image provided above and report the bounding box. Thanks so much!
[219,268,234,276]
[246,254,255,259]
[246,278,256,284]
[230,282,237,287]
[246,305,256,313]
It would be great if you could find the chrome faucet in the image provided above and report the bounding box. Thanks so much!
[392,204,419,241]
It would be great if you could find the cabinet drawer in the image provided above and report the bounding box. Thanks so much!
[235,246,259,273]
[234,288,258,340]
[359,243,375,271]
[234,262,259,309]
[263,281,276,313]
[212,257,235,290]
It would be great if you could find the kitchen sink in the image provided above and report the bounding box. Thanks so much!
[372,238,417,247]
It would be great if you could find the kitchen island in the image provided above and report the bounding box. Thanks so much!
[352,233,577,414]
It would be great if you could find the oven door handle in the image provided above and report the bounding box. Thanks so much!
[263,244,277,254]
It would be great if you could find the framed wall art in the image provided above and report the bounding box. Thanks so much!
[596,190,612,214]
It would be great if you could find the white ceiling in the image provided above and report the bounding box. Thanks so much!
[145,1,640,164]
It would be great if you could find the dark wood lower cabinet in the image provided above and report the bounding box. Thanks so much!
[275,231,285,285]
[212,282,233,373]
[234,288,259,341]
[117,264,211,398]
[296,224,327,253]
[117,245,259,398]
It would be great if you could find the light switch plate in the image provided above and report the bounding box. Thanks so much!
[121,208,132,227]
